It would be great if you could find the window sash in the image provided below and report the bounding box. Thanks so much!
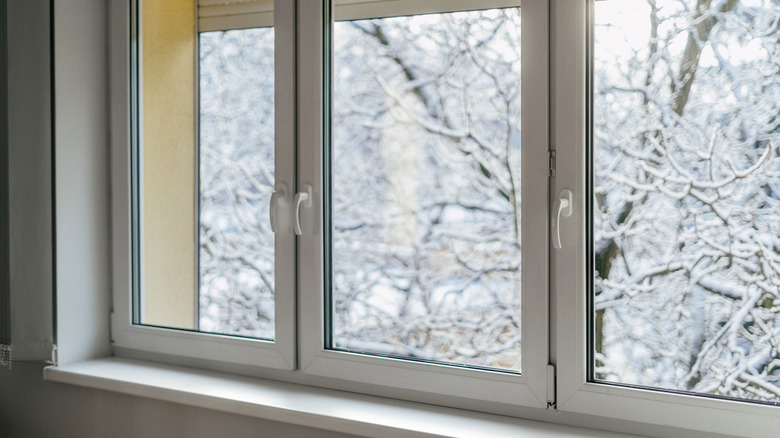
[110,0,296,370]
[551,1,780,435]
[296,0,551,409]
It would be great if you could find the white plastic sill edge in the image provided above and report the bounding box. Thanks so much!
[43,357,633,438]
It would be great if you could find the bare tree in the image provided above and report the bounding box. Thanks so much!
[196,1,780,399]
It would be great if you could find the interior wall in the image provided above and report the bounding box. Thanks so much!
[0,362,362,438]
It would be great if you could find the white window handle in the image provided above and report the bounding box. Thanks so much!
[553,189,573,249]
[269,183,289,233]
[294,184,312,236]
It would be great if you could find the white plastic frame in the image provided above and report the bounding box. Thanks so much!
[110,0,296,371]
[551,1,780,436]
[297,0,551,410]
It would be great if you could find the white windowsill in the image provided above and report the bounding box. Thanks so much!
[43,357,634,438]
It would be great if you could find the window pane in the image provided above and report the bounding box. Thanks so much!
[331,8,522,371]
[593,0,780,401]
[198,28,276,339]
[138,0,276,338]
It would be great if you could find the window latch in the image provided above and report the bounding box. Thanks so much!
[552,189,572,249]
[294,184,313,236]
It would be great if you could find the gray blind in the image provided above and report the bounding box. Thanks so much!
[3,0,54,365]
[0,0,11,367]
[198,0,521,31]
[198,0,273,31]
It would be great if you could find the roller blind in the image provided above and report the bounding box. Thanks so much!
[198,0,522,31]
[198,0,273,31]
[3,0,54,366]
[0,0,10,368]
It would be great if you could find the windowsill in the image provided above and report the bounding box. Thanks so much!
[44,357,634,438]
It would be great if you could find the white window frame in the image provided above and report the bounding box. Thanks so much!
[551,1,780,436]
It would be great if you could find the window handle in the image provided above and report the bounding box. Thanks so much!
[269,183,288,233]
[552,189,573,249]
[294,184,312,236]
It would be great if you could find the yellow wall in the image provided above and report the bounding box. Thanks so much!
[142,0,196,329]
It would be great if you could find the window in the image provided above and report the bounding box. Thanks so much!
[295,2,548,406]
[115,0,547,409]
[553,0,779,435]
[110,0,780,434]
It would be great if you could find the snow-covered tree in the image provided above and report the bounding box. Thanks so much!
[195,0,780,400]
[330,9,523,370]
[594,0,780,400]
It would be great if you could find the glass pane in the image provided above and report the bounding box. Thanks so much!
[198,28,276,339]
[593,0,780,402]
[331,8,522,371]
[137,0,276,339]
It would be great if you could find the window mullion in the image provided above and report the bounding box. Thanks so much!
[295,0,327,370]
[550,0,588,408]
[272,0,298,368]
